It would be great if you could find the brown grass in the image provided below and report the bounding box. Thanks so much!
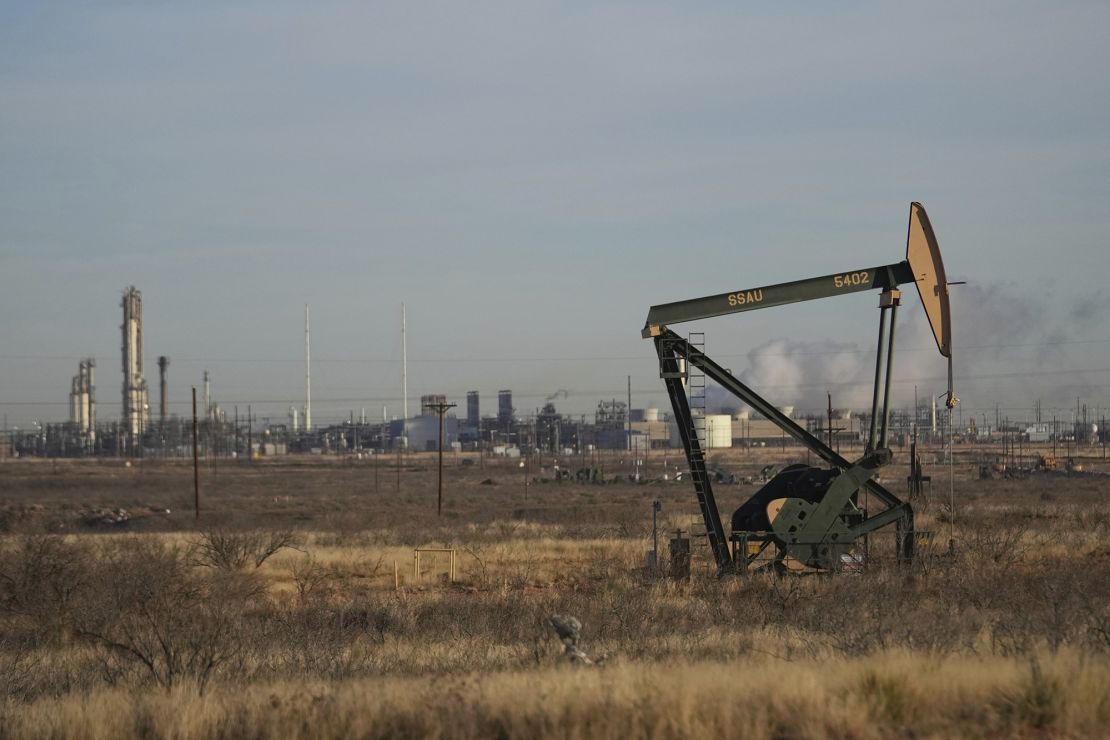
[4,651,1110,739]
[2,448,1109,737]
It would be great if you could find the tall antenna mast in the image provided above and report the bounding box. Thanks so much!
[305,303,312,431]
[401,302,408,446]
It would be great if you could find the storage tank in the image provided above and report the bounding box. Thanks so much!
[702,415,733,449]
[644,407,660,422]
[669,415,733,449]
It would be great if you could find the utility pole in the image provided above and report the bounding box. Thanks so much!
[203,370,211,462]
[192,387,200,521]
[827,392,834,450]
[401,303,408,445]
[424,401,456,516]
[627,375,632,452]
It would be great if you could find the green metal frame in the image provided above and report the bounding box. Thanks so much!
[654,329,914,571]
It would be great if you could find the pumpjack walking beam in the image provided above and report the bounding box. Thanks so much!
[643,262,915,333]
[643,205,951,361]
[644,203,954,573]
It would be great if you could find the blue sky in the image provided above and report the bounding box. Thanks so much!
[2,1,1108,427]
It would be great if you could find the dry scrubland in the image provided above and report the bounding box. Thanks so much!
[2,449,1110,738]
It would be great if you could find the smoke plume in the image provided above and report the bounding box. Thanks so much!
[705,284,1109,416]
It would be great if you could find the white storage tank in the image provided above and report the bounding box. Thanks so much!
[672,415,733,449]
[702,415,734,449]
[644,407,660,422]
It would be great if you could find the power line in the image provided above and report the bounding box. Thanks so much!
[2,336,1109,365]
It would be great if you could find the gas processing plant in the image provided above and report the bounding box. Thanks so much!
[2,210,1106,469]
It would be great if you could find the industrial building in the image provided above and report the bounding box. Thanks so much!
[497,390,514,431]
[594,399,629,449]
[466,391,480,427]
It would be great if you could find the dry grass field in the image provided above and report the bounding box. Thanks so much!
[2,447,1110,738]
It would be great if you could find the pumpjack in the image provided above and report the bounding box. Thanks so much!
[643,203,957,573]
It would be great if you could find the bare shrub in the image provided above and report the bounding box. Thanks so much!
[265,599,397,679]
[462,544,490,587]
[960,522,1031,570]
[1073,506,1110,533]
[0,535,92,641]
[0,638,41,701]
[291,556,338,604]
[191,530,300,570]
[75,539,259,694]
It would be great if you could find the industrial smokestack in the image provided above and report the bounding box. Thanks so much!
[158,356,169,427]
[305,303,312,431]
[87,359,95,438]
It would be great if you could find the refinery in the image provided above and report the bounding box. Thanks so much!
[2,279,1102,463]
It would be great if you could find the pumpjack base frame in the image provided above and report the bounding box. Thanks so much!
[655,328,915,574]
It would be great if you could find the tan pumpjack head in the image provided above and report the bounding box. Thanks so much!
[905,202,951,359]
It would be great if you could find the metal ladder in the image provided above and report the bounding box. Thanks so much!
[657,333,733,571]
[688,332,707,449]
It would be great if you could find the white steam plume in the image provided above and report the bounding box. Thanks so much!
[704,284,1109,416]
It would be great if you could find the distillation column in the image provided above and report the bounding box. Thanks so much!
[121,286,151,443]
